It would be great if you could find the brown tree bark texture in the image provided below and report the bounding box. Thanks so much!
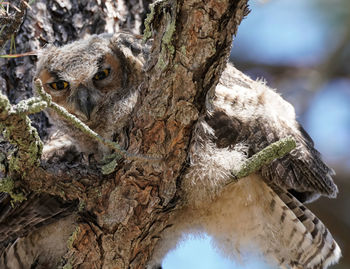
[0,0,249,268]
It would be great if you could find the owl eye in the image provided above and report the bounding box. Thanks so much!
[49,81,69,91]
[93,68,110,81]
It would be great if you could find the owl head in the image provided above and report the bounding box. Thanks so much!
[35,33,146,124]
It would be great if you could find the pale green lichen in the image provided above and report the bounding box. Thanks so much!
[0,177,26,205]
[0,152,6,173]
[0,92,11,118]
[78,199,85,212]
[0,177,15,195]
[95,188,102,198]
[180,45,187,56]
[143,0,170,42]
[143,1,157,41]
[67,226,81,250]
[231,136,296,181]
[13,97,48,115]
[5,115,43,174]
[162,18,176,54]
[101,158,118,175]
[155,29,176,70]
[155,7,177,71]
[0,90,44,177]
[143,0,177,71]
[101,152,122,175]
[155,55,167,71]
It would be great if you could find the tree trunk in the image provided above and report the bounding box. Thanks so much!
[0,0,249,268]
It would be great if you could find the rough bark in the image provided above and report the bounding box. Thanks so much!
[0,0,249,268]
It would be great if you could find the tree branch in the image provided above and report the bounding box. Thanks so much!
[230,136,296,181]
[0,92,43,174]
[0,89,103,202]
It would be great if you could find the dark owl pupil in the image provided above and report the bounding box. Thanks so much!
[56,81,65,89]
[94,68,110,81]
[98,72,106,79]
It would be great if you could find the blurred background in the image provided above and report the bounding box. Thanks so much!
[163,0,350,268]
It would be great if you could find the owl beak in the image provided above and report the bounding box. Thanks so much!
[76,86,95,120]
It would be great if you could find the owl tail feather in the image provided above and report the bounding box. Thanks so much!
[268,184,341,269]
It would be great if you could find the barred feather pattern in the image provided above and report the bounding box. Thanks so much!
[269,185,341,269]
[205,175,341,269]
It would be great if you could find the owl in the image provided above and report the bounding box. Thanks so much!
[0,33,341,269]
[36,32,147,162]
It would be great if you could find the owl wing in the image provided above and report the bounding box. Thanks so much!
[206,108,338,203]
[0,192,77,252]
[205,74,341,267]
[251,119,337,203]
[265,177,340,268]
[212,64,337,202]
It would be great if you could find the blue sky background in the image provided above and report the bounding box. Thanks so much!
[162,0,350,268]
